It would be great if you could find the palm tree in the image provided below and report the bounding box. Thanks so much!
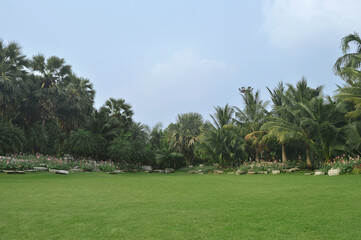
[103,98,134,131]
[334,32,361,85]
[336,85,361,119]
[210,104,234,130]
[56,75,95,132]
[196,125,246,167]
[0,41,28,120]
[264,82,290,162]
[295,97,345,161]
[234,89,269,161]
[167,112,204,166]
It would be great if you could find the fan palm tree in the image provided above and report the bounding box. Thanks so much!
[0,41,28,120]
[167,112,204,166]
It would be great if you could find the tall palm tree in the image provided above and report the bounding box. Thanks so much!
[234,89,269,161]
[0,41,28,120]
[264,82,290,162]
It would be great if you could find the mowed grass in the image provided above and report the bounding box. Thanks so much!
[1,172,361,240]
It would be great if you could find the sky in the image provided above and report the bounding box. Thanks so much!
[2,0,361,127]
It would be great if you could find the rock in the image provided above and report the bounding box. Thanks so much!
[328,168,341,176]
[188,165,193,168]
[188,170,197,174]
[282,169,293,173]
[257,171,268,174]
[55,170,69,175]
[3,170,25,174]
[142,165,153,171]
[25,169,36,173]
[272,170,281,174]
[304,173,313,175]
[290,167,300,171]
[248,171,256,175]
[49,169,58,173]
[34,167,48,172]
[236,170,247,175]
[70,168,83,172]
[214,170,224,174]
[314,171,325,176]
[144,170,153,173]
[165,168,175,173]
[199,164,205,168]
[228,172,234,175]
[198,172,204,175]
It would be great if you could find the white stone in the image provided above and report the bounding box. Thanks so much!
[314,171,325,176]
[236,170,246,175]
[142,165,152,171]
[328,168,341,176]
[55,170,69,175]
[165,168,175,173]
[272,170,281,174]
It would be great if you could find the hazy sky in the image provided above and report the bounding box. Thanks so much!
[2,0,361,127]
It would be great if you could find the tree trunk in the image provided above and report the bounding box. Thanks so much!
[281,143,287,163]
[305,145,312,169]
[255,150,259,161]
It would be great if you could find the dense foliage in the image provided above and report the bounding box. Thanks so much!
[2,33,361,169]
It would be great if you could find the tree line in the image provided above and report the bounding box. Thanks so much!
[1,32,361,169]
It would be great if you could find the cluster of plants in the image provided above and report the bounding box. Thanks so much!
[237,160,304,173]
[2,33,361,170]
[0,154,119,172]
[318,155,361,174]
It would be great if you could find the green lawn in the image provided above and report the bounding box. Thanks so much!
[1,172,361,239]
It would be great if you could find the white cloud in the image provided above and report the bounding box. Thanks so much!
[262,0,361,49]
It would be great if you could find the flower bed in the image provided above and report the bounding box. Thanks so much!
[319,155,361,174]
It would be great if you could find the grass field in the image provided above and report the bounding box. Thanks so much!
[1,172,361,239]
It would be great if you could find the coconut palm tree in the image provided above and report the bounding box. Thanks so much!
[210,104,234,130]
[196,124,246,167]
[264,82,290,162]
[334,32,361,85]
[234,89,269,161]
